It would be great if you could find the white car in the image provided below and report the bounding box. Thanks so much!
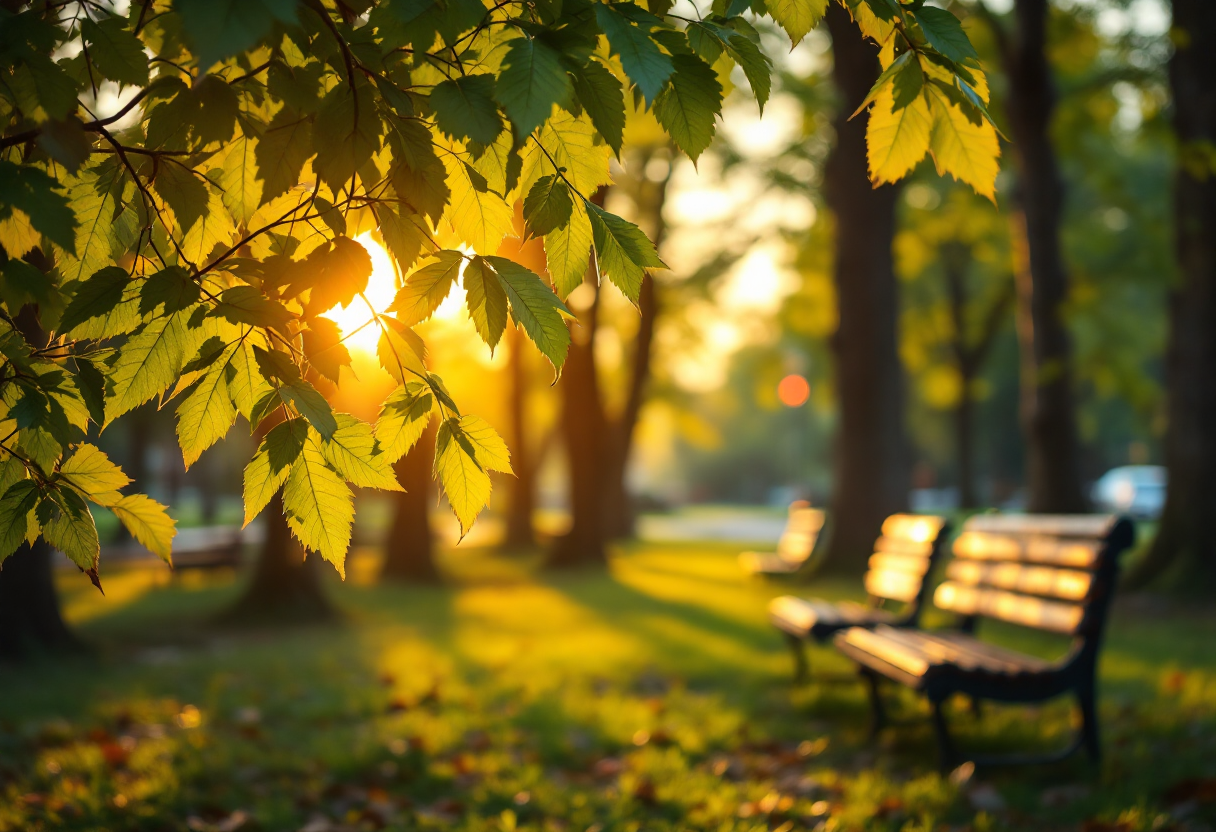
[1091,465,1167,519]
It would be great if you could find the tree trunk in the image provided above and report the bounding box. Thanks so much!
[1125,0,1216,591]
[503,325,537,549]
[222,421,334,624]
[820,5,910,573]
[548,275,608,568]
[381,420,440,581]
[0,541,83,659]
[998,0,1087,512]
[602,272,657,539]
[0,302,82,658]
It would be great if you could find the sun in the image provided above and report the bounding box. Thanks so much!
[321,232,400,354]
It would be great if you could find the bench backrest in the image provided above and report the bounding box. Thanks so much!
[775,502,826,564]
[935,514,1134,638]
[863,514,950,617]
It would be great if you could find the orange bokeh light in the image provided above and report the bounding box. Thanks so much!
[777,374,810,407]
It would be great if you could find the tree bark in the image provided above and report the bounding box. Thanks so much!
[503,325,538,549]
[548,275,608,568]
[602,272,657,539]
[992,0,1087,512]
[1125,0,1216,591]
[0,301,82,658]
[0,541,83,659]
[221,421,334,624]
[820,5,910,573]
[381,421,440,581]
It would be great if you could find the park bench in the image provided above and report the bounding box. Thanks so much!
[833,513,1135,768]
[97,525,244,572]
[768,514,950,681]
[739,501,827,577]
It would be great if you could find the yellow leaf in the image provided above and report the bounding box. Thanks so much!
[443,153,515,254]
[0,209,39,258]
[112,494,176,564]
[866,86,933,185]
[520,109,612,197]
[283,429,354,577]
[457,414,512,474]
[926,87,1001,202]
[434,417,492,538]
[60,444,130,506]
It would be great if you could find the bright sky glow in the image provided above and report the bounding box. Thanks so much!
[322,232,398,354]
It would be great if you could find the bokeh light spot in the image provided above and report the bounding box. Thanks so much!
[777,374,810,408]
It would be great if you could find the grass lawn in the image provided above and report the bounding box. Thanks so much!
[1,540,1214,832]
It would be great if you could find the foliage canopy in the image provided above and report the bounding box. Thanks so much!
[0,0,998,584]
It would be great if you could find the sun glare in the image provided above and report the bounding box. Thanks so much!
[322,232,399,354]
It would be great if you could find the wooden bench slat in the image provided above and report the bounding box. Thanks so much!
[962,514,1117,539]
[934,581,1085,633]
[953,531,1101,568]
[869,551,932,577]
[881,514,947,544]
[865,568,923,603]
[837,626,931,677]
[872,535,935,558]
[945,560,1093,601]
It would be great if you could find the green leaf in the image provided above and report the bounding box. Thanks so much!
[176,347,239,469]
[214,285,294,332]
[495,36,573,138]
[81,17,149,86]
[913,6,979,65]
[485,256,571,372]
[722,30,772,113]
[177,0,300,69]
[154,161,209,234]
[37,117,93,173]
[0,161,77,253]
[892,55,925,111]
[321,413,402,491]
[389,250,464,326]
[654,54,722,162]
[111,493,176,564]
[375,383,433,463]
[594,4,673,106]
[43,488,99,571]
[243,417,307,525]
[105,307,200,422]
[0,481,40,564]
[253,347,339,440]
[523,175,573,238]
[312,80,382,191]
[56,175,113,285]
[377,205,429,274]
[434,417,491,538]
[544,199,593,298]
[58,267,128,336]
[430,74,504,145]
[377,317,429,384]
[192,75,241,145]
[852,51,915,118]
[75,358,106,426]
[464,256,509,352]
[586,202,665,302]
[255,109,313,204]
[570,59,626,156]
[140,266,200,316]
[302,316,352,385]
[283,429,354,577]
[59,444,129,506]
[388,120,450,223]
[767,0,828,46]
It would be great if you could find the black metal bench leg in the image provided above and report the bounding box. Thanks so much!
[861,669,887,740]
[931,699,958,772]
[1078,683,1101,764]
[783,632,808,683]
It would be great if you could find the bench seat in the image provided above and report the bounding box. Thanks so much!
[768,514,949,681]
[770,597,896,640]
